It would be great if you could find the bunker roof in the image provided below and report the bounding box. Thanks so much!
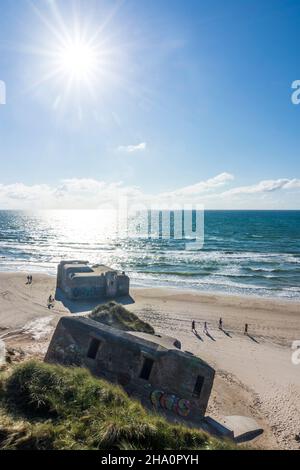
[130,331,181,350]
[63,263,117,275]
[58,316,214,371]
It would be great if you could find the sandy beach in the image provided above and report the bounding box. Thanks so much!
[0,272,300,449]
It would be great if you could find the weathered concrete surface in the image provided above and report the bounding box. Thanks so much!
[202,415,263,443]
[130,331,181,350]
[57,260,130,300]
[45,316,215,424]
[220,416,264,443]
[202,416,234,440]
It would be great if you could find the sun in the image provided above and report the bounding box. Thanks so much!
[57,40,99,81]
[22,1,132,114]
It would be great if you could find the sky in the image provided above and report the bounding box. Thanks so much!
[0,0,300,210]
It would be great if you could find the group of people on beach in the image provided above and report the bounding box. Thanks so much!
[26,275,55,310]
[47,294,55,309]
[192,318,249,336]
[26,274,55,310]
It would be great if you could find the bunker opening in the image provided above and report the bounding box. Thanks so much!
[87,338,102,359]
[193,375,204,398]
[140,357,154,380]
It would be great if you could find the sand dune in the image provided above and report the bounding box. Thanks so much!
[0,272,299,449]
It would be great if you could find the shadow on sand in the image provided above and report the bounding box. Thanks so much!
[55,288,135,314]
[220,328,232,338]
[205,331,216,342]
[193,330,203,342]
[246,333,259,344]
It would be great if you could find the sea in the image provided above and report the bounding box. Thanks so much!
[0,210,299,300]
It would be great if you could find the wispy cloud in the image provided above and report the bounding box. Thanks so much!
[0,174,299,210]
[117,142,147,153]
[0,180,140,210]
[221,178,300,197]
[160,172,234,198]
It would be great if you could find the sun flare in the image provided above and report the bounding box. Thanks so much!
[58,40,99,81]
[22,1,132,115]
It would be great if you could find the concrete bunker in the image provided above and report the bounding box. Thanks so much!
[57,260,130,300]
[45,316,215,424]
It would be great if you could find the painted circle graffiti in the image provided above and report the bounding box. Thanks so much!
[176,398,191,417]
[161,393,177,411]
[150,389,163,408]
[150,390,191,417]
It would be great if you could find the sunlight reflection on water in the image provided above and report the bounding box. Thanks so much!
[0,210,299,300]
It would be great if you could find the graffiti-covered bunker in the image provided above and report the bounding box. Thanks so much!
[45,316,215,423]
[57,260,130,300]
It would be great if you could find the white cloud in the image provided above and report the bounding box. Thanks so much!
[0,174,299,210]
[117,142,147,153]
[0,183,53,202]
[283,179,300,190]
[162,172,234,198]
[0,180,141,210]
[221,178,300,197]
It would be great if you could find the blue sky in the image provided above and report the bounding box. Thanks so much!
[0,0,300,209]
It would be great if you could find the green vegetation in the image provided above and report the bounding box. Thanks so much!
[89,301,155,335]
[0,360,236,450]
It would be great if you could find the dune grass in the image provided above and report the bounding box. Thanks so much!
[0,360,236,450]
[88,301,155,335]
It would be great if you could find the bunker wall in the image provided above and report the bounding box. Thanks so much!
[45,318,214,421]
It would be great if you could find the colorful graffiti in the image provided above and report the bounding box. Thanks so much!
[72,286,101,299]
[150,390,191,417]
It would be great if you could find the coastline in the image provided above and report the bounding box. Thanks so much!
[1,271,300,449]
[1,267,300,303]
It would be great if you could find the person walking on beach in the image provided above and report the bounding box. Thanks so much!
[244,323,248,335]
[219,317,223,330]
[26,275,29,285]
[192,320,196,333]
[204,321,208,335]
[48,294,54,309]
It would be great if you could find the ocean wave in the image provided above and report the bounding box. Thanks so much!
[1,210,300,300]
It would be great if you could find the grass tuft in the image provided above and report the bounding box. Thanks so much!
[0,360,236,450]
[89,301,155,334]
